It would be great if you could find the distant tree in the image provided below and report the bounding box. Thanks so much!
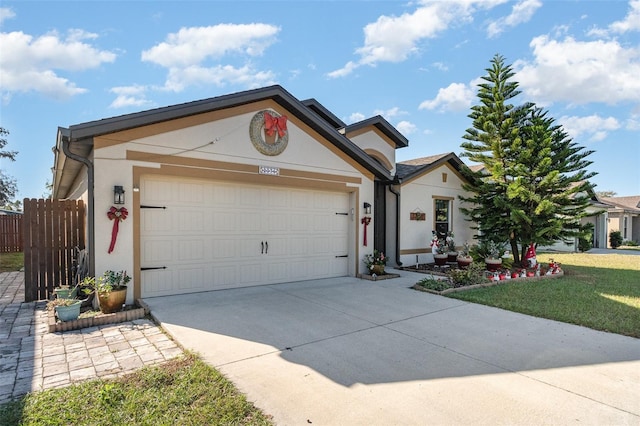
[0,127,18,206]
[596,190,617,198]
[459,54,596,265]
[2,199,22,212]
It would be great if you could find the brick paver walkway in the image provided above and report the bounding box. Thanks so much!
[0,271,183,404]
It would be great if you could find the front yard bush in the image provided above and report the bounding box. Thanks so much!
[609,231,623,248]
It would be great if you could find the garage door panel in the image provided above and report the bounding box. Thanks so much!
[141,176,351,297]
[178,210,206,232]
[212,239,237,259]
[267,213,288,232]
[177,239,206,262]
[213,212,237,232]
[142,239,174,263]
[178,182,205,204]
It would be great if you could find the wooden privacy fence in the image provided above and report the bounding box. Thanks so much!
[23,199,85,302]
[0,214,23,253]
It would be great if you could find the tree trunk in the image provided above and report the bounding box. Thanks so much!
[510,239,521,264]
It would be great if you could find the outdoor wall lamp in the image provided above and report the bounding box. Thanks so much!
[113,185,125,205]
[363,202,371,215]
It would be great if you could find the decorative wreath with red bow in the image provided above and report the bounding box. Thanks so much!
[107,206,128,254]
[249,109,289,156]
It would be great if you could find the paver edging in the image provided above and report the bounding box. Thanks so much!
[47,303,148,333]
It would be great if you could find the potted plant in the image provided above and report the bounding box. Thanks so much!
[456,242,473,269]
[484,241,503,271]
[363,250,387,275]
[445,232,458,262]
[78,276,96,308]
[433,239,448,266]
[96,270,131,314]
[53,284,78,299]
[48,298,82,322]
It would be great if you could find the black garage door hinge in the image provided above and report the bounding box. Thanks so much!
[335,255,348,258]
[141,266,167,271]
[141,205,167,209]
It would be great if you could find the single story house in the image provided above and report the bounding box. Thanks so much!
[52,85,422,301]
[601,196,640,245]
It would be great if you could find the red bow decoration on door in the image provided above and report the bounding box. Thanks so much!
[361,216,372,246]
[107,206,128,254]
[264,112,288,137]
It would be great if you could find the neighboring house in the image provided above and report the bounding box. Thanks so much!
[52,85,412,301]
[601,196,640,245]
[0,209,23,215]
[542,188,610,252]
[395,153,475,265]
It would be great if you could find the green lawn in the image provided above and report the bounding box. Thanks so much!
[448,252,640,338]
[0,252,23,272]
[0,353,272,426]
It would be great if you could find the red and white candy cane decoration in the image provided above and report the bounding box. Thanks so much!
[361,216,372,246]
[107,206,128,254]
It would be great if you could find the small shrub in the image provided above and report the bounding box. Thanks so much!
[447,262,489,287]
[622,240,639,247]
[416,276,452,292]
[609,231,623,249]
[578,234,593,252]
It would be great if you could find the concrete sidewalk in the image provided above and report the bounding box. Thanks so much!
[144,273,640,425]
[0,271,183,404]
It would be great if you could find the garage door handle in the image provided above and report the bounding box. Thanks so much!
[141,266,167,271]
[265,241,269,254]
[261,241,264,254]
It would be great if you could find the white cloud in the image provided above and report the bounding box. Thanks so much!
[418,82,474,112]
[515,35,640,105]
[611,0,640,33]
[0,29,116,100]
[0,7,15,25]
[432,61,448,71]
[141,23,279,93]
[109,85,152,109]
[373,106,407,119]
[327,0,508,78]
[487,0,542,38]
[141,23,279,67]
[163,64,276,92]
[347,112,365,123]
[559,114,621,142]
[396,120,417,135]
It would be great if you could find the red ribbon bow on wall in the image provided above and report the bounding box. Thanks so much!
[361,216,372,246]
[107,206,128,254]
[264,112,288,137]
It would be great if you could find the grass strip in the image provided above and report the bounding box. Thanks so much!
[447,253,640,338]
[0,353,273,426]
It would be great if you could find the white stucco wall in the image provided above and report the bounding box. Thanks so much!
[349,132,396,174]
[90,107,377,301]
[399,164,475,265]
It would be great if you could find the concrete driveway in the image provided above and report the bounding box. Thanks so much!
[142,272,640,425]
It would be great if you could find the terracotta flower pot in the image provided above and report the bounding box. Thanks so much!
[456,256,473,269]
[434,254,448,266]
[447,252,458,263]
[485,258,502,271]
[370,264,385,275]
[98,287,127,314]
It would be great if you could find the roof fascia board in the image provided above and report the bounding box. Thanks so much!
[345,115,409,148]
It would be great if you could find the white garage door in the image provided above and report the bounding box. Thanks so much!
[140,175,351,297]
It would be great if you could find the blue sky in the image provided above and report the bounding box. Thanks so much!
[1,0,639,201]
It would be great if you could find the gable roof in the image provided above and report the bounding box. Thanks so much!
[601,196,640,213]
[54,85,396,197]
[344,116,409,148]
[396,152,467,183]
[301,98,346,129]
